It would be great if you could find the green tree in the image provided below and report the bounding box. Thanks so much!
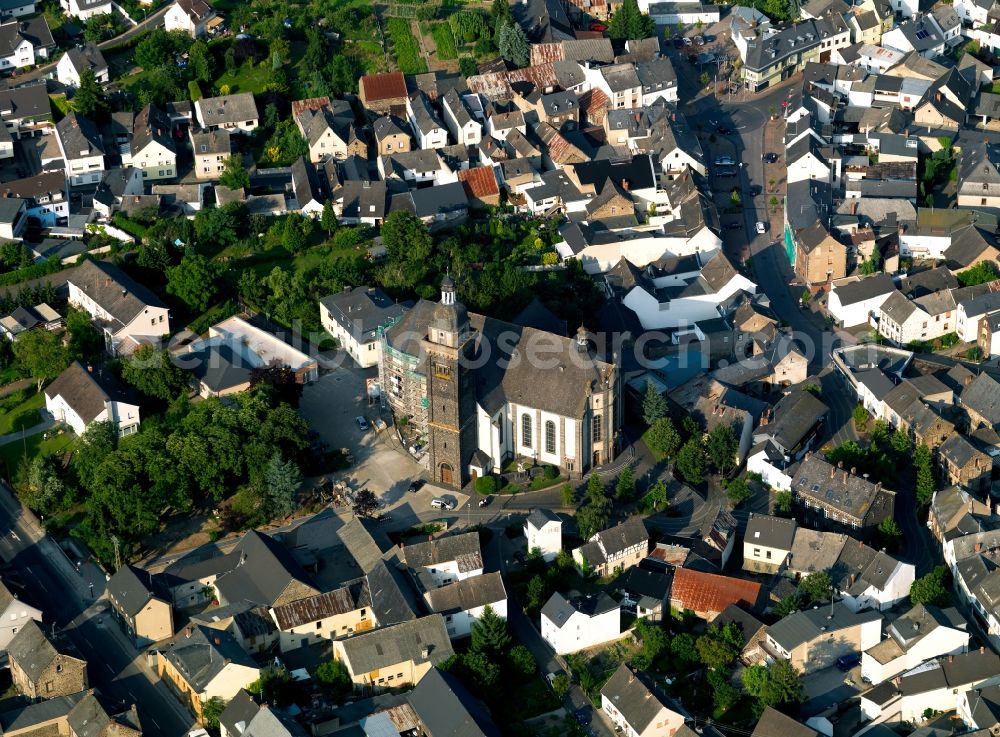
[725,477,752,507]
[167,253,220,312]
[890,428,911,455]
[471,604,511,656]
[379,211,432,289]
[707,424,739,474]
[642,380,667,425]
[201,697,227,731]
[321,199,338,238]
[497,21,529,67]
[645,480,668,511]
[709,671,741,713]
[910,566,950,606]
[560,482,575,506]
[188,40,212,83]
[247,667,296,707]
[676,438,705,485]
[915,443,935,506]
[120,346,189,401]
[13,328,68,391]
[259,452,300,519]
[608,0,655,39]
[670,632,698,663]
[773,593,801,617]
[135,29,174,70]
[314,659,352,699]
[586,472,605,500]
[510,644,536,678]
[878,516,903,551]
[696,630,739,670]
[800,570,832,604]
[459,56,479,77]
[72,69,107,119]
[65,308,104,363]
[958,261,1000,287]
[26,454,65,514]
[615,467,635,502]
[742,660,805,715]
[852,404,869,430]
[576,493,611,540]
[218,154,250,191]
[644,416,681,459]
[525,574,549,611]
[551,673,570,700]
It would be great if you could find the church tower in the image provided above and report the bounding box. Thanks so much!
[422,276,478,489]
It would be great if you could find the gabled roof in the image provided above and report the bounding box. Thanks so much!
[457,165,500,201]
[213,530,318,607]
[526,508,561,531]
[56,111,104,158]
[271,580,371,630]
[752,708,819,737]
[196,92,258,127]
[744,513,796,551]
[8,620,83,683]
[428,571,506,615]
[174,0,214,24]
[107,564,168,617]
[64,42,107,76]
[338,614,453,674]
[541,591,618,628]
[600,663,680,733]
[161,624,258,693]
[45,361,135,424]
[768,602,881,652]
[962,372,1000,426]
[402,531,482,573]
[68,259,165,328]
[408,668,501,737]
[360,71,407,102]
[670,567,761,614]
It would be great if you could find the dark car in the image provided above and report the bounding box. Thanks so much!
[716,168,737,177]
[724,221,742,230]
[673,37,684,48]
[694,35,705,45]
[575,709,592,726]
[764,152,779,163]
[408,480,424,494]
[513,551,527,565]
[837,653,861,671]
[717,126,734,135]
[703,34,715,42]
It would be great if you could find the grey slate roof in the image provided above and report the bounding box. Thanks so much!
[541,591,618,628]
[962,372,1000,426]
[752,708,819,737]
[7,619,81,683]
[219,689,259,737]
[408,92,444,135]
[408,668,501,737]
[338,614,453,674]
[0,16,53,56]
[45,361,134,425]
[161,624,257,693]
[64,42,107,77]
[107,564,168,617]
[0,83,51,124]
[600,663,679,733]
[755,389,828,452]
[526,508,561,530]
[68,259,165,328]
[791,454,890,521]
[213,530,317,607]
[428,571,506,614]
[56,111,104,158]
[768,602,881,653]
[197,92,259,127]
[402,531,482,573]
[366,558,420,626]
[186,343,252,393]
[321,286,409,345]
[744,513,796,551]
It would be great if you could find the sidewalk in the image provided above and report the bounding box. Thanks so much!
[762,117,786,246]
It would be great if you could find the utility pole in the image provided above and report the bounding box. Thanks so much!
[111,534,121,571]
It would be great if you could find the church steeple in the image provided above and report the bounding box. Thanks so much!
[430,274,470,348]
[441,274,456,306]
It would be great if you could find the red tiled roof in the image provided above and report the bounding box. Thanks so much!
[670,568,761,617]
[457,166,500,200]
[291,96,331,117]
[531,42,564,66]
[360,72,407,102]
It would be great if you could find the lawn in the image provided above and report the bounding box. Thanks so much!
[0,391,44,437]
[387,17,427,75]
[213,63,273,95]
[430,22,457,60]
[0,432,73,482]
[49,95,70,121]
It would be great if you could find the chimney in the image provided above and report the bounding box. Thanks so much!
[421,646,430,659]
[977,542,984,553]
[830,465,837,479]
[949,655,954,663]
[622,178,629,191]
[838,461,844,469]
[982,646,987,654]
[850,466,856,475]
[86,365,93,373]
[214,637,221,646]
[185,627,193,638]
[966,374,974,386]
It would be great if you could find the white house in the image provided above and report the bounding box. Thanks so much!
[540,592,621,655]
[955,0,994,27]
[860,604,970,685]
[0,0,36,20]
[524,509,562,563]
[401,532,483,588]
[125,104,177,181]
[320,286,409,369]
[0,197,26,240]
[746,441,794,491]
[407,92,447,150]
[441,89,482,148]
[427,572,508,639]
[828,274,896,328]
[163,0,217,38]
[621,251,756,330]
[0,580,41,653]
[55,112,105,187]
[45,361,141,437]
[0,18,51,72]
[742,514,796,574]
[877,290,956,346]
[55,43,107,87]
[840,552,916,613]
[67,259,170,355]
[60,0,111,19]
[600,663,685,737]
[559,224,721,275]
[195,93,259,134]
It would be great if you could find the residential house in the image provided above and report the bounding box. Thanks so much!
[0,197,26,240]
[0,303,60,341]
[835,543,916,612]
[92,166,143,218]
[60,0,111,18]
[637,57,678,105]
[190,129,230,180]
[938,433,992,495]
[457,165,501,209]
[0,17,52,72]
[156,625,260,722]
[861,604,970,685]
[961,372,1000,432]
[958,138,1000,209]
[1,172,66,227]
[0,0,34,19]
[0,691,141,737]
[67,259,170,355]
[339,179,388,226]
[573,518,649,577]
[828,274,896,328]
[524,508,562,562]
[407,92,447,150]
[540,592,622,655]
[270,580,374,653]
[320,286,409,369]
[164,0,217,37]
[0,83,52,139]
[55,112,104,187]
[372,115,411,157]
[929,485,995,544]
[0,580,40,653]
[406,667,502,737]
[765,603,882,674]
[743,514,796,574]
[794,222,848,286]
[332,615,454,692]
[882,16,947,58]
[359,71,408,116]
[126,104,177,181]
[751,709,820,737]
[292,97,364,163]
[8,620,87,700]
[739,18,850,92]
[45,361,141,437]
[618,568,671,622]
[441,89,482,147]
[791,454,896,532]
[389,181,468,229]
[751,389,829,471]
[55,43,107,87]
[671,567,763,620]
[195,93,259,134]
[401,532,483,587]
[106,565,173,647]
[600,663,685,737]
[427,572,508,639]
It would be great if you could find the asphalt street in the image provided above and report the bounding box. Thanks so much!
[0,484,194,737]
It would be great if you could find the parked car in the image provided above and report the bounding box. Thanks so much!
[703,34,715,42]
[431,497,454,510]
[683,36,693,46]
[725,221,742,230]
[755,221,767,234]
[589,22,608,31]
[714,155,736,165]
[716,168,737,177]
[673,37,684,48]
[408,480,424,494]
[575,709,592,726]
[355,416,369,431]
[694,35,705,45]
[764,152,779,163]
[837,653,861,671]
[717,126,734,135]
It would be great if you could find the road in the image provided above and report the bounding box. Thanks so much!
[0,483,194,737]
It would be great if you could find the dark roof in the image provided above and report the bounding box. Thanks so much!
[162,624,257,692]
[791,454,891,521]
[756,390,828,452]
[570,154,656,193]
[366,558,420,626]
[600,663,679,733]
[214,530,318,607]
[321,286,409,345]
[768,602,881,653]
[752,708,819,737]
[68,259,166,328]
[833,274,895,306]
[429,571,507,615]
[714,604,766,645]
[338,614,454,673]
[525,508,561,530]
[56,111,104,158]
[541,591,618,627]
[8,620,83,683]
[963,372,1000,426]
[403,531,482,573]
[408,668,501,737]
[45,361,135,424]
[341,180,389,220]
[0,83,51,124]
[0,16,53,56]
[64,42,107,76]
[186,343,252,393]
[107,564,168,617]
[219,690,259,737]
[197,92,258,127]
[744,513,796,551]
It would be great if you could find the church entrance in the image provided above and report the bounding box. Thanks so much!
[592,450,601,467]
[439,463,453,485]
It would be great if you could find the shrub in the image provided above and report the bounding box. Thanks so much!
[475,475,497,494]
[188,80,202,101]
[543,465,558,480]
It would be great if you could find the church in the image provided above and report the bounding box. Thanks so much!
[379,277,621,489]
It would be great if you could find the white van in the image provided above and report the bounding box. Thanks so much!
[431,498,454,510]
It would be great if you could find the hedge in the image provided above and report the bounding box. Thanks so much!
[188,80,202,101]
[112,212,150,239]
[0,258,65,288]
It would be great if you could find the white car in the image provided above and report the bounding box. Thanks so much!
[755,221,767,234]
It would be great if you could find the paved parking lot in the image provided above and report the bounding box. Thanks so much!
[299,366,468,521]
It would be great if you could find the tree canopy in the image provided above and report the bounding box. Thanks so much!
[120,346,189,401]
[910,566,950,606]
[642,380,667,425]
[608,0,656,40]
